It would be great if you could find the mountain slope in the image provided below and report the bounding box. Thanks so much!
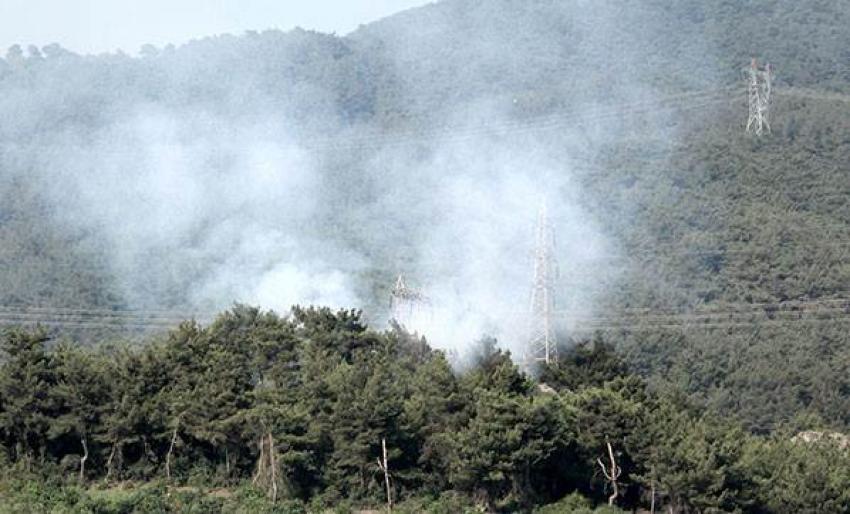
[0,0,848,429]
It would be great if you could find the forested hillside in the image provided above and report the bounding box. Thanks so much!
[1,1,850,509]
[2,308,850,513]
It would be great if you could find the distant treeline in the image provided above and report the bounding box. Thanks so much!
[0,305,848,513]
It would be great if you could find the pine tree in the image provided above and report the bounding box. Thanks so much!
[0,328,55,468]
[49,343,111,481]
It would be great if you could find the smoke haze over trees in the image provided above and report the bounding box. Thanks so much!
[0,0,850,511]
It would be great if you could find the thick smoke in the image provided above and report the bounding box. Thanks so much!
[28,106,362,313]
[0,0,723,359]
[374,126,617,360]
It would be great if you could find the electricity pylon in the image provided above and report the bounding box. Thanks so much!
[527,202,559,367]
[389,274,427,330]
[746,58,772,136]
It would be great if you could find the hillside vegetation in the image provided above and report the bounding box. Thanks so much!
[0,0,849,471]
[2,309,850,513]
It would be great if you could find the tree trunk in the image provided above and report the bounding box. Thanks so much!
[377,438,392,512]
[649,468,656,514]
[79,436,88,483]
[268,432,278,502]
[253,435,265,485]
[105,444,117,483]
[253,425,279,501]
[650,482,655,514]
[596,438,621,507]
[165,418,180,481]
[608,441,618,506]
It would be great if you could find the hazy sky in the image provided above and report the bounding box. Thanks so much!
[0,0,432,55]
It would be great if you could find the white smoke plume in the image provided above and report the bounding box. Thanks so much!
[31,105,363,313]
[0,0,720,360]
[375,125,618,360]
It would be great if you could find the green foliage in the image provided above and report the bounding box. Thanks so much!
[393,491,480,514]
[0,0,849,438]
[534,492,592,514]
[534,492,629,514]
[0,479,312,513]
[0,3,849,510]
[224,486,308,514]
[2,316,847,512]
[0,329,55,467]
[446,391,563,510]
[540,338,630,391]
[741,438,850,514]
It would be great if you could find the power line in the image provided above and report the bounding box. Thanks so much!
[570,315,850,333]
[312,90,738,152]
[2,295,850,320]
[0,85,738,159]
[0,85,843,159]
[4,296,850,333]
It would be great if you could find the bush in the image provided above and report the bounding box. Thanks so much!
[534,492,626,514]
[395,491,481,513]
[222,485,307,514]
[535,492,593,514]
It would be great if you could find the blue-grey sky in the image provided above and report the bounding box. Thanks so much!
[0,0,432,55]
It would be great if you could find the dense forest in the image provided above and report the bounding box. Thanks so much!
[1,0,850,511]
[2,307,850,513]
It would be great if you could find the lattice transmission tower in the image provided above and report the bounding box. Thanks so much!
[389,274,428,330]
[527,202,559,367]
[746,58,772,136]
